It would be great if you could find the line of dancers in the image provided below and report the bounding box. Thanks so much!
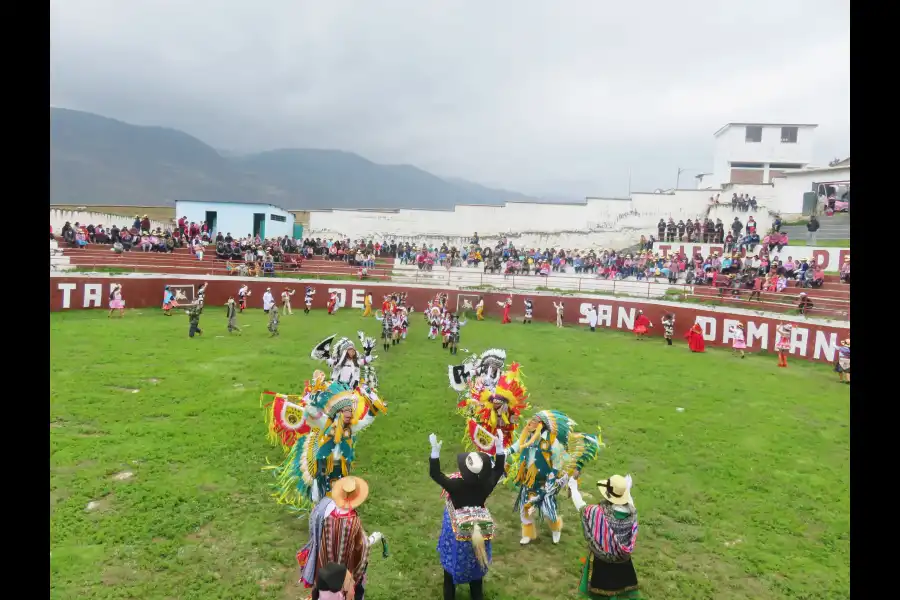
[260,331,392,599]
[425,293,468,354]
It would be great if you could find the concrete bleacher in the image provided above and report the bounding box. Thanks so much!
[390,262,687,298]
[391,260,849,318]
[53,244,393,280]
[685,275,848,318]
[49,240,74,271]
[782,213,850,242]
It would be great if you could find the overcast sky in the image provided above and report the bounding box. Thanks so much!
[50,0,850,198]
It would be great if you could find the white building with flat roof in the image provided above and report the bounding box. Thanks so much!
[696,122,818,189]
[174,200,297,239]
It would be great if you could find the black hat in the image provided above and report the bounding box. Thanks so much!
[316,562,349,593]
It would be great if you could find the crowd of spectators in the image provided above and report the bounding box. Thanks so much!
[52,213,848,298]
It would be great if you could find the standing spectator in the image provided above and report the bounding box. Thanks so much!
[806,216,820,246]
[140,214,151,233]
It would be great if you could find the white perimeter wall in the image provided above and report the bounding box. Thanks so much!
[50,209,170,233]
[307,183,798,249]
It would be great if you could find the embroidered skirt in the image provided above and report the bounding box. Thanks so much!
[437,509,491,584]
[579,555,640,599]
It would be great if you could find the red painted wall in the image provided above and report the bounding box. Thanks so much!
[50,277,849,363]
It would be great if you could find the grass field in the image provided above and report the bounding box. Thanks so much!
[50,308,850,600]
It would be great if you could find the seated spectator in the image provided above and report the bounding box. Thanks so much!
[810,265,825,288]
[783,257,796,280]
[840,256,851,284]
[776,274,788,292]
[263,257,275,277]
[797,292,814,315]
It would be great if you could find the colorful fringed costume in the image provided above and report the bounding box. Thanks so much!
[509,410,603,545]
[263,381,387,510]
[260,371,329,452]
[455,363,529,455]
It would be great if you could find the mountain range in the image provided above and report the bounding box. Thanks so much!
[49,107,545,209]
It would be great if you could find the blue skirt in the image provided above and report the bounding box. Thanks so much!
[437,509,492,584]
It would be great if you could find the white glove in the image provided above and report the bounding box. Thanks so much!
[494,431,506,456]
[568,478,587,511]
[367,531,383,546]
[429,433,442,458]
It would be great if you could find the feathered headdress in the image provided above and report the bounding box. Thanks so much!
[516,409,574,449]
[478,348,506,374]
[308,381,357,421]
[478,363,530,426]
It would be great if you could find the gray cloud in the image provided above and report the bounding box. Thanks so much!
[50,0,850,198]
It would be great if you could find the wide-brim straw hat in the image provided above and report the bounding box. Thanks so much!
[331,476,369,509]
[597,474,632,505]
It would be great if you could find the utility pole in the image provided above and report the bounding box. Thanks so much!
[676,167,686,191]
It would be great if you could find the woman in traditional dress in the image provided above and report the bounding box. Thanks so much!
[632,310,652,340]
[361,291,373,317]
[429,430,506,600]
[498,296,512,324]
[567,475,640,599]
[775,323,792,368]
[523,299,533,324]
[107,284,125,318]
[328,292,339,315]
[730,323,747,358]
[835,338,850,384]
[684,323,705,353]
[475,297,485,321]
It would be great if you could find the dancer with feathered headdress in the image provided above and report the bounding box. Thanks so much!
[263,380,387,510]
[455,363,530,456]
[508,410,603,546]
